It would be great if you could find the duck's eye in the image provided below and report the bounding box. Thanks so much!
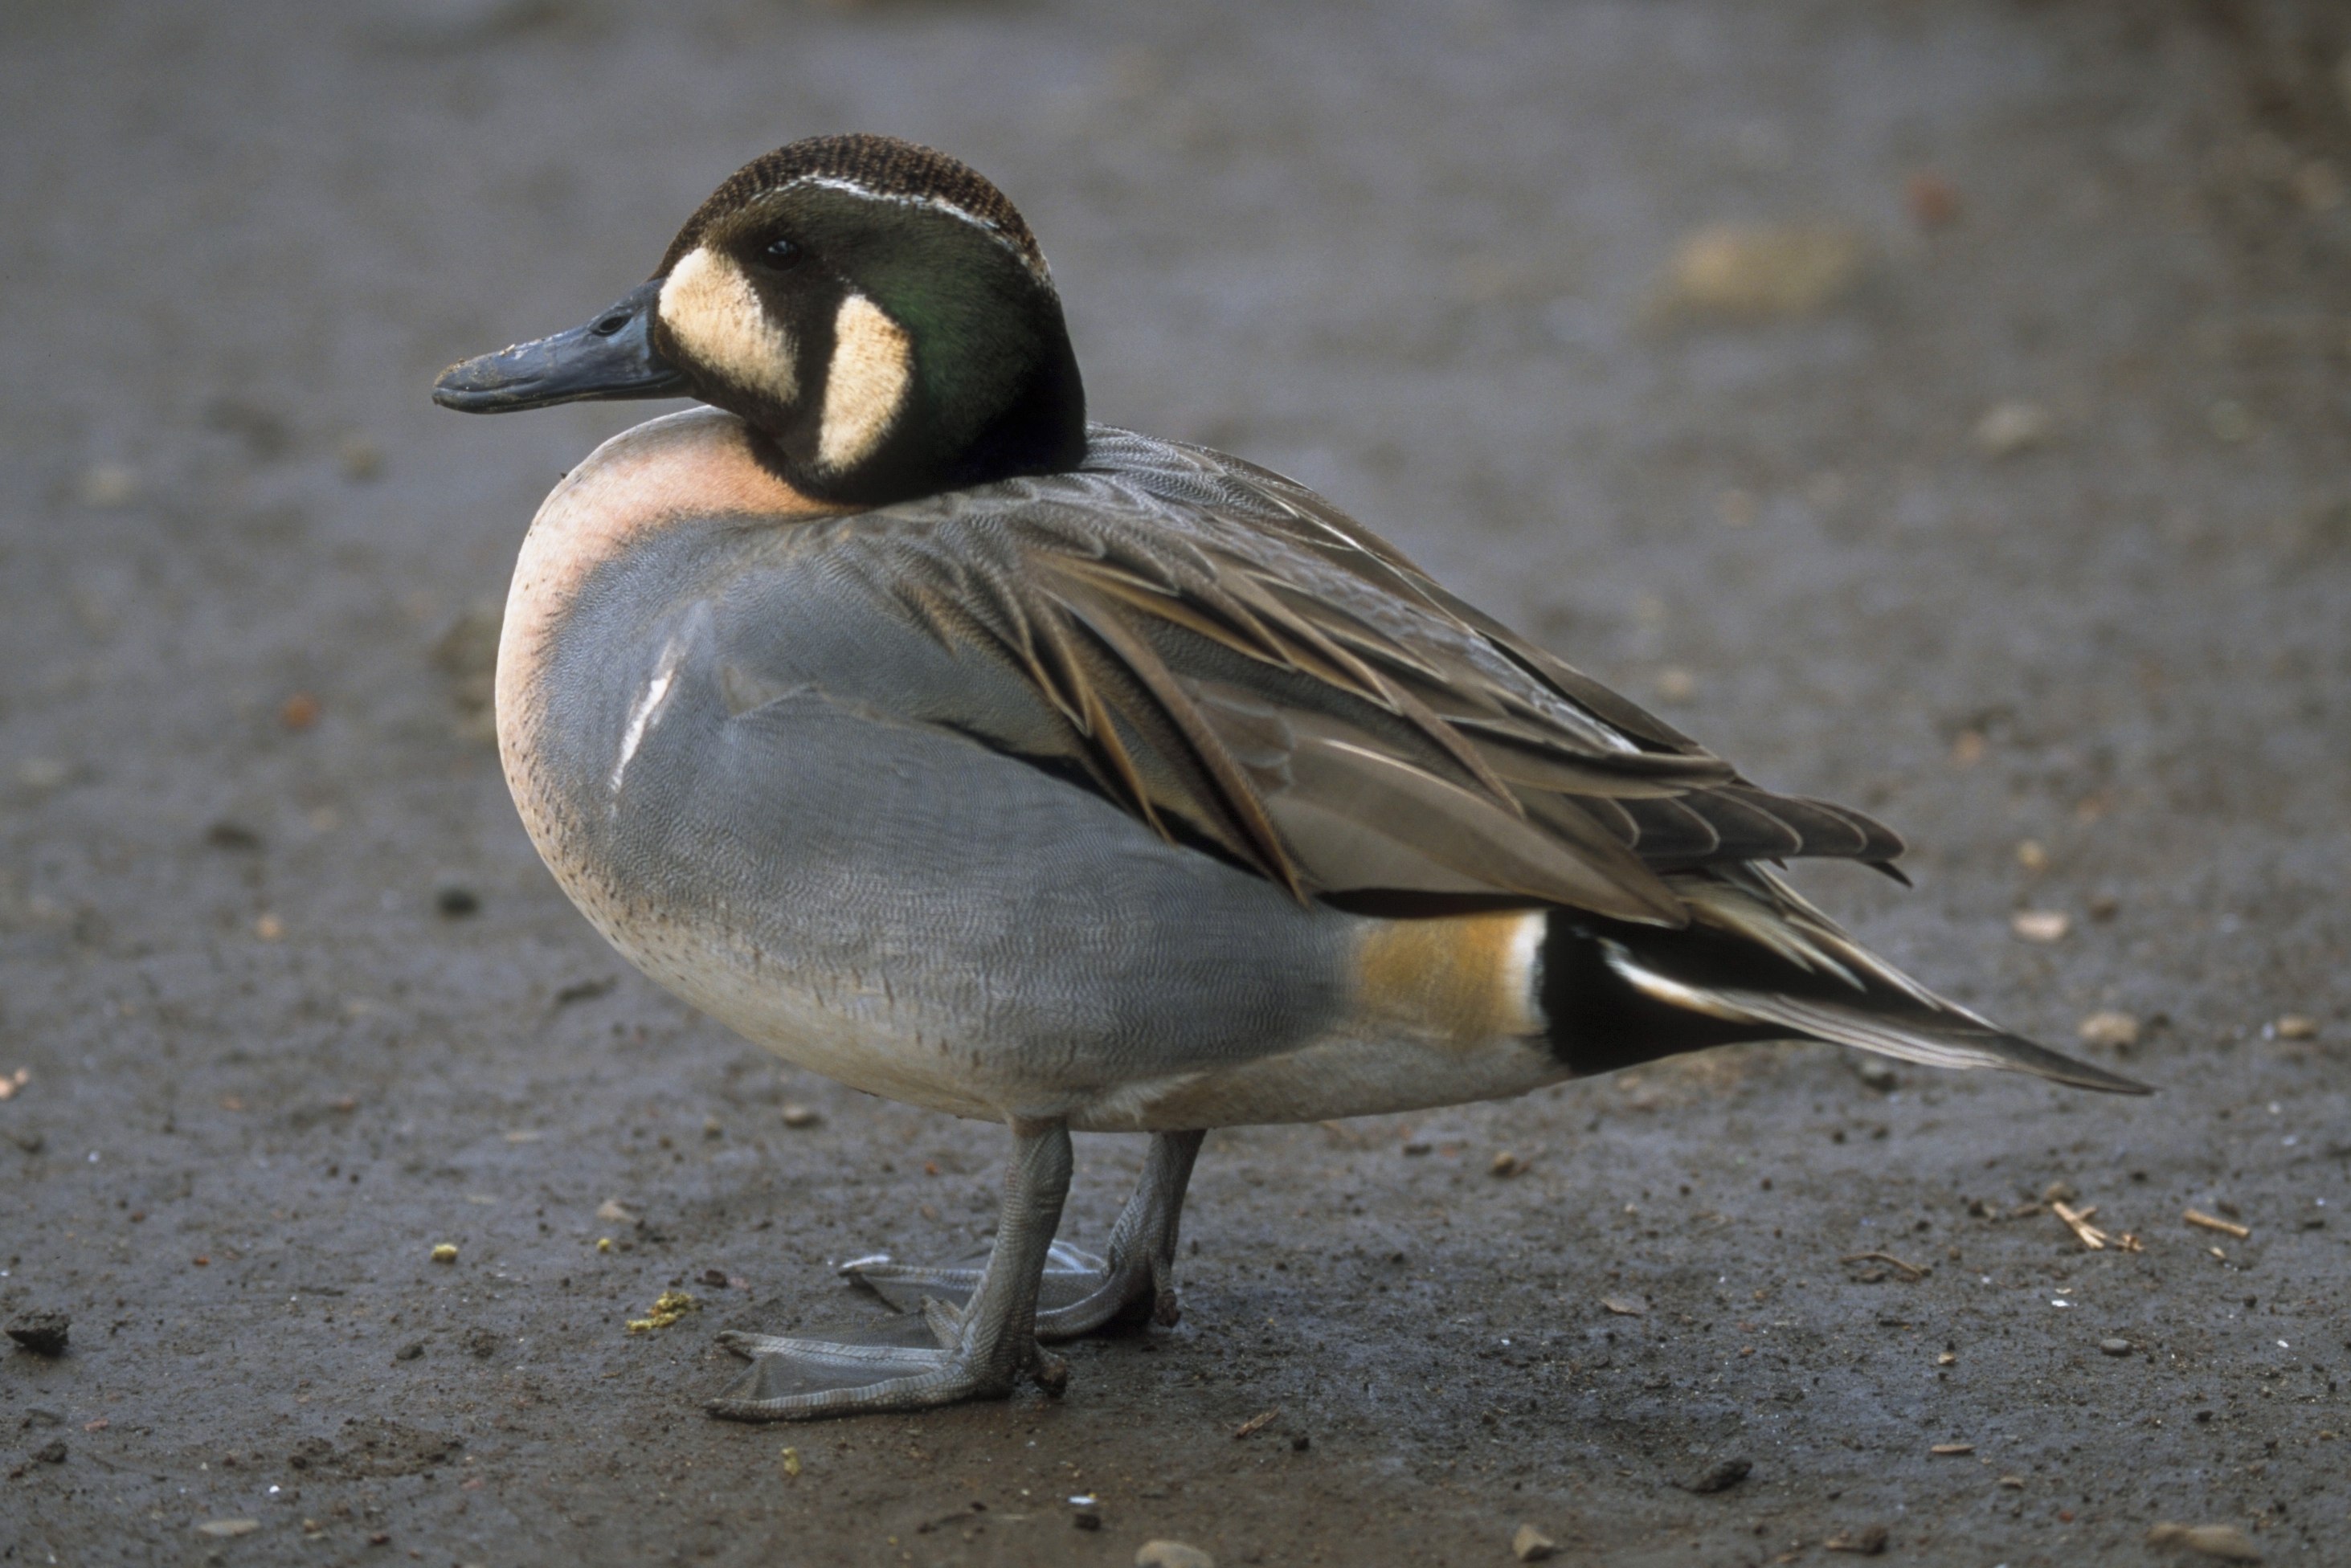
[762,236,803,269]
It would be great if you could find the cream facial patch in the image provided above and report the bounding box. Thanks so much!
[659,246,796,406]
[816,292,913,473]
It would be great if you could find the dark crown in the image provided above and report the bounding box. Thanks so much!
[656,134,1049,282]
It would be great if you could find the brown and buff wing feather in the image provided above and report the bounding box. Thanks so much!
[802,427,1907,926]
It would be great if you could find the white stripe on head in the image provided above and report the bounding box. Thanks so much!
[659,246,797,405]
[816,292,913,474]
[763,176,1054,289]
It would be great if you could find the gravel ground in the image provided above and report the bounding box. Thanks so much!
[5,2,2349,1565]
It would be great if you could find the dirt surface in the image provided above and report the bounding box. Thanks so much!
[5,2,2349,1564]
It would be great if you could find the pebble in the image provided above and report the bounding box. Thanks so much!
[435,884,481,917]
[781,1104,821,1128]
[430,1243,459,1264]
[1512,1522,1557,1562]
[1651,223,1866,321]
[34,1439,67,1464]
[1973,401,2054,457]
[1679,1457,1751,1493]
[1824,1525,1888,1554]
[2100,1337,2133,1356]
[2273,1015,2316,1041]
[2010,909,2070,944]
[6,1309,70,1357]
[1489,1149,1523,1177]
[2146,1521,2263,1562]
[194,1519,260,1538]
[2077,1011,2141,1050]
[1135,1541,1214,1568]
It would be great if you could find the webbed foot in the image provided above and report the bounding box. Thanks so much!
[706,1298,1067,1420]
[843,1129,1204,1341]
[706,1120,1074,1423]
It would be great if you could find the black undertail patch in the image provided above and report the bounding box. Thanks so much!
[1535,916,1777,1076]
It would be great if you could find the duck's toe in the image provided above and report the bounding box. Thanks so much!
[844,1238,1111,1323]
[705,1317,1058,1421]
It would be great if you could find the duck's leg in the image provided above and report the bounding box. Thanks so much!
[707,1118,1073,1421]
[844,1129,1206,1341]
[1037,1128,1204,1337]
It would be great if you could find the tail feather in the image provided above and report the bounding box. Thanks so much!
[1542,867,2153,1095]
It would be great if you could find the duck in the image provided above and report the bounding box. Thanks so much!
[433,133,2146,1423]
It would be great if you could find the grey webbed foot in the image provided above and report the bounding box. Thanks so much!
[707,1122,1074,1422]
[843,1129,1204,1342]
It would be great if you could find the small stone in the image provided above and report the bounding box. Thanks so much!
[2010,909,2070,944]
[780,1104,821,1129]
[1679,1457,1752,1493]
[2014,838,2048,874]
[2100,1337,2132,1356]
[1973,401,2054,457]
[1853,1058,1899,1092]
[595,1198,640,1225]
[279,692,321,731]
[1512,1522,1557,1562]
[395,1341,425,1362]
[2274,1015,2317,1041]
[1135,1541,1215,1568]
[1652,223,1866,321]
[2147,1521,2263,1562]
[1490,1149,1523,1177]
[430,1243,459,1264]
[2077,1011,2141,1050]
[6,1309,70,1357]
[1073,1510,1102,1532]
[1601,1296,1648,1317]
[34,1439,67,1464]
[253,913,286,941]
[194,1519,260,1538]
[1824,1525,1888,1555]
[434,884,480,918]
[779,1446,800,1478]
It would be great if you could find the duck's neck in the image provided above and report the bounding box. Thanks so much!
[753,280,1090,508]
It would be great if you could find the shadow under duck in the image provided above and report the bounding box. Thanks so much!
[433,133,2147,1421]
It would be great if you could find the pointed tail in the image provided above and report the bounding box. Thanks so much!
[1540,868,2153,1095]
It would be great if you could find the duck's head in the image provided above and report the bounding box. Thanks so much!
[434,134,1086,505]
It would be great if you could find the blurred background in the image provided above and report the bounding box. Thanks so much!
[4,2,2347,1564]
